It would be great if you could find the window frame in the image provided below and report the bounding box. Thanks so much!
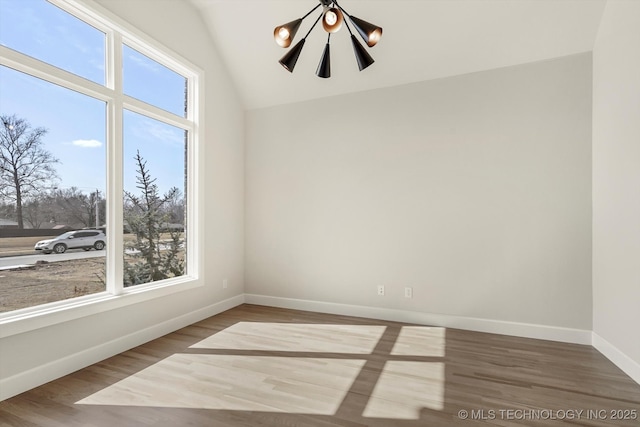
[0,0,204,338]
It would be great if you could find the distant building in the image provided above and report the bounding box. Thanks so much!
[38,222,79,231]
[0,218,19,229]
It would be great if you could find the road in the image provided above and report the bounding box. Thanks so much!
[0,250,105,269]
[0,240,183,270]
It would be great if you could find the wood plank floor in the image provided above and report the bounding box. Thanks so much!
[1,304,639,426]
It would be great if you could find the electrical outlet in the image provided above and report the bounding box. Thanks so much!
[223,279,228,289]
[404,287,413,298]
[377,285,385,296]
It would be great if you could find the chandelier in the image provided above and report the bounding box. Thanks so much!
[274,0,383,78]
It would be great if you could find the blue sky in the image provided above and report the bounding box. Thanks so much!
[0,0,187,198]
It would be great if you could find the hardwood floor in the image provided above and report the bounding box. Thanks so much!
[1,304,639,426]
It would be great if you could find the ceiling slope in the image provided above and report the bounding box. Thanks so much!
[191,0,606,110]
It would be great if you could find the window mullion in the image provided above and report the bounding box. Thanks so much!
[187,74,201,279]
[105,31,124,295]
[123,96,192,131]
[0,46,113,102]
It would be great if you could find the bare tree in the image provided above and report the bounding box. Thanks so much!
[22,199,50,229]
[50,187,100,228]
[0,114,60,228]
[0,201,16,222]
[165,188,185,225]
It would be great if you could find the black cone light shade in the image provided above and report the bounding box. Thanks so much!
[274,1,381,77]
[274,19,302,48]
[316,43,331,78]
[350,35,374,71]
[279,38,306,72]
[349,16,382,47]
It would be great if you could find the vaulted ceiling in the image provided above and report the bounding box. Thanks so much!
[191,0,607,110]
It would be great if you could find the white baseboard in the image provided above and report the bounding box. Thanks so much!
[244,294,592,345]
[0,294,245,401]
[9,294,638,402]
[592,333,640,385]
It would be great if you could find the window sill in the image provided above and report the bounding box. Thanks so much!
[0,276,202,339]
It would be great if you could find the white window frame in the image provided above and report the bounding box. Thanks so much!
[0,0,204,338]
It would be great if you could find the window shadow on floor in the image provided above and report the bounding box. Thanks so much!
[2,304,640,427]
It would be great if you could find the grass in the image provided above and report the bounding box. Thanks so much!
[0,258,106,312]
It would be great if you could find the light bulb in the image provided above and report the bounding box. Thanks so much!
[325,11,337,26]
[278,27,290,40]
[369,30,382,45]
[322,7,343,33]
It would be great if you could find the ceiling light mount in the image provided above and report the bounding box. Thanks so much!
[274,0,382,78]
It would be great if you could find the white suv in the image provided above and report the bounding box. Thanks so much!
[34,230,106,254]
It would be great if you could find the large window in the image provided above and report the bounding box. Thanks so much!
[0,0,200,316]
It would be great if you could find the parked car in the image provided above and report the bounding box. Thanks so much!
[34,230,106,254]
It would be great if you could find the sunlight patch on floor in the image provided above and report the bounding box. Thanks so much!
[190,322,387,354]
[391,326,446,357]
[76,355,365,413]
[362,361,445,419]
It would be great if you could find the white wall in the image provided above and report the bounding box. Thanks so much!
[0,0,245,398]
[592,0,640,382]
[246,54,593,333]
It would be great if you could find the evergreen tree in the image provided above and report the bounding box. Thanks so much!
[123,150,184,286]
